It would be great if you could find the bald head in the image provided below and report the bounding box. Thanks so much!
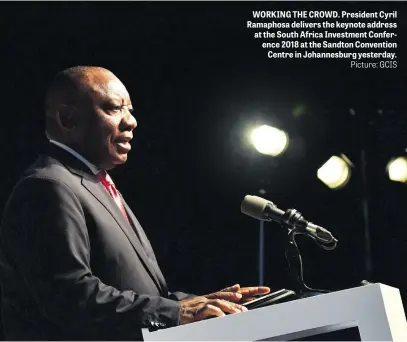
[45,66,116,119]
[44,66,137,169]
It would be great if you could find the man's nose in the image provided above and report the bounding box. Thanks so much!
[123,110,137,130]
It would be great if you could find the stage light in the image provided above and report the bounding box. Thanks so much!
[317,155,352,189]
[387,157,407,183]
[250,125,289,156]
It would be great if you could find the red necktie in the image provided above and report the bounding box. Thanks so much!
[97,171,129,221]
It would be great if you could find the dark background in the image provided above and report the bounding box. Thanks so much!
[1,1,407,336]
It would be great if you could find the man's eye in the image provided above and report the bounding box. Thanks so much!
[108,105,132,114]
[109,106,122,113]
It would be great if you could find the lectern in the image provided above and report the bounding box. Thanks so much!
[142,283,407,341]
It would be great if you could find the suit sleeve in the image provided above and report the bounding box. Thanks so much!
[1,176,180,335]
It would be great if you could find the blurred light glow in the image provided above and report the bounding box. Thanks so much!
[387,157,407,183]
[317,155,351,189]
[250,125,288,156]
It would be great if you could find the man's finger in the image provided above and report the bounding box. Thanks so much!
[196,304,225,321]
[205,291,242,301]
[220,284,240,292]
[239,286,271,297]
[210,299,248,315]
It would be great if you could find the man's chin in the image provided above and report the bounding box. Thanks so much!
[114,153,129,165]
[101,154,128,170]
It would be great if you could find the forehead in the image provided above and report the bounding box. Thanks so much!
[86,72,132,105]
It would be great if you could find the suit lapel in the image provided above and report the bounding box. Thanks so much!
[79,174,163,293]
[121,199,168,294]
[45,143,165,294]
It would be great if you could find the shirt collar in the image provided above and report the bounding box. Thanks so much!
[49,139,100,175]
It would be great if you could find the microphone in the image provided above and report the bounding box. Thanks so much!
[241,195,337,245]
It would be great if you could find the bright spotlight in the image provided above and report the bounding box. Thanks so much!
[317,155,352,190]
[387,157,407,183]
[251,125,289,156]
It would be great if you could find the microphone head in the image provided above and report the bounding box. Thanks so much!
[240,195,271,220]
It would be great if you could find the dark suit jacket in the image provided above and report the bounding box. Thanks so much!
[0,144,191,340]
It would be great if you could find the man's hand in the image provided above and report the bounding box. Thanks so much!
[204,284,271,304]
[179,295,247,325]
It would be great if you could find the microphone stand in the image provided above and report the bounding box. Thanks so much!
[284,226,330,298]
[285,229,307,294]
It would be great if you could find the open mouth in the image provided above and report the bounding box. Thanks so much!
[115,136,132,153]
[116,141,131,152]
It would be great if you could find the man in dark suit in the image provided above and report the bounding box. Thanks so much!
[0,66,269,340]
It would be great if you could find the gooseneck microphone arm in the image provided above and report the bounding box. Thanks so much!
[280,208,337,250]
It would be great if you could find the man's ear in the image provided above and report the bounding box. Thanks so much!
[56,104,78,131]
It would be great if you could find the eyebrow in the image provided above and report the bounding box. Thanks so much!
[104,98,132,106]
